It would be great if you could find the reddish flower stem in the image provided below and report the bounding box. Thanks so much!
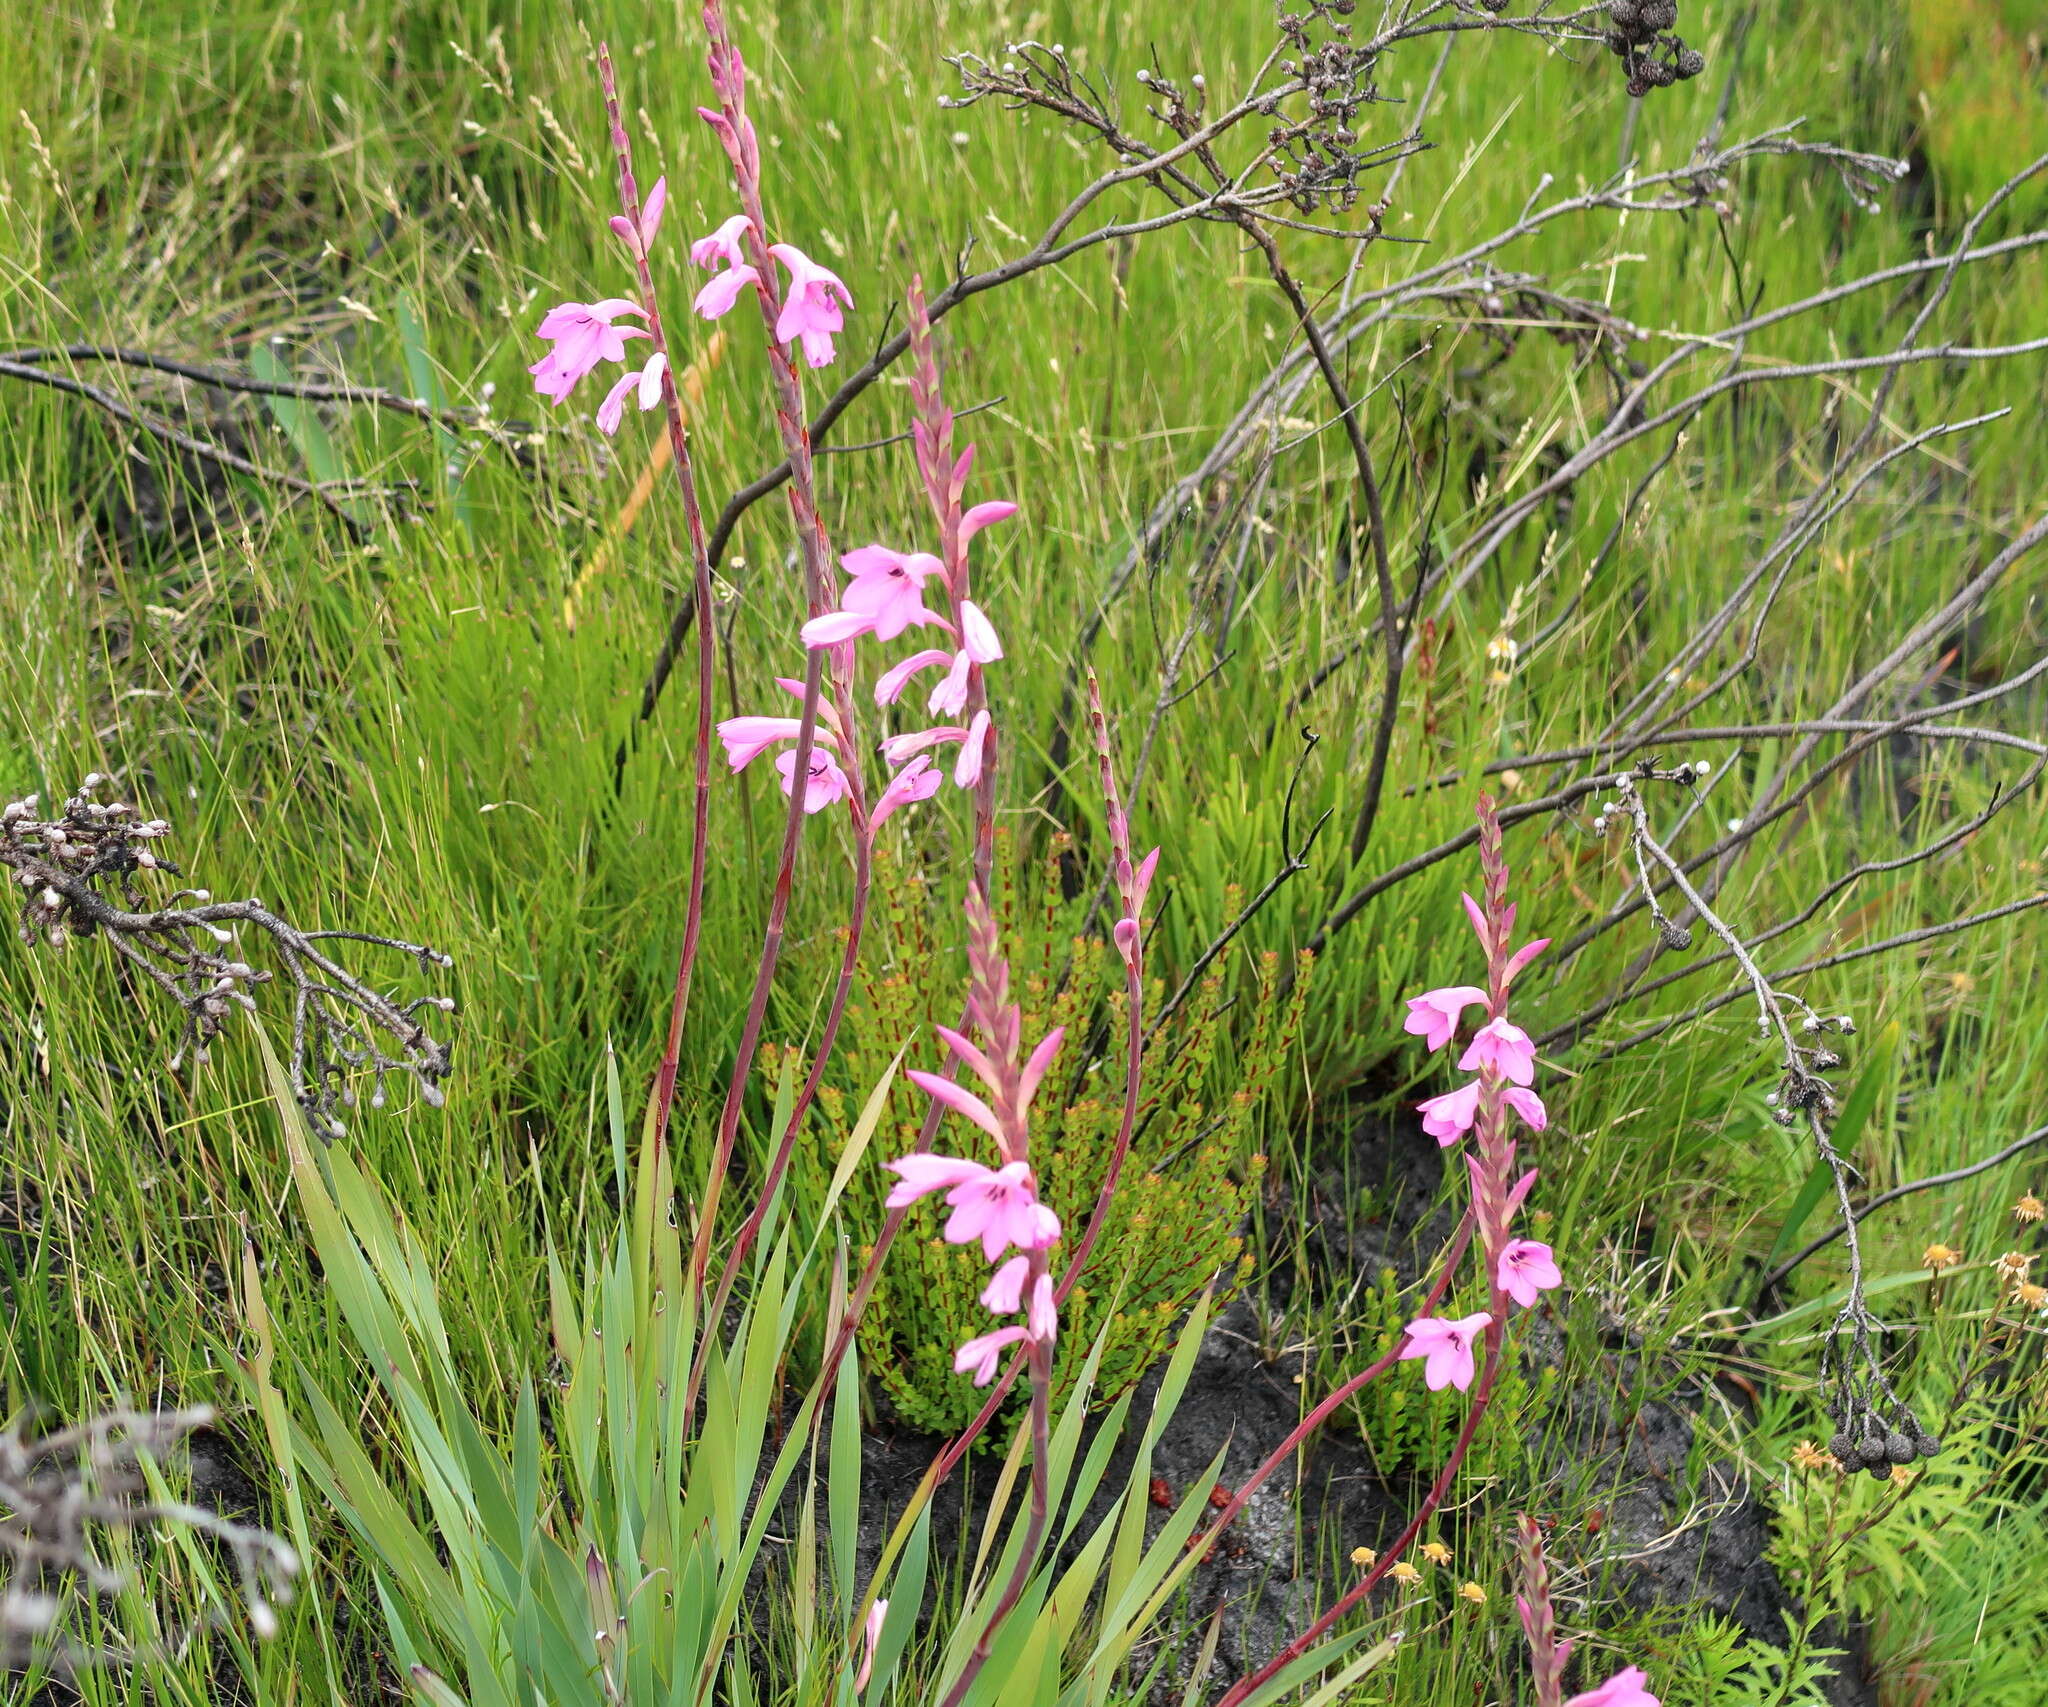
[687,1,874,1299]
[596,46,719,1156]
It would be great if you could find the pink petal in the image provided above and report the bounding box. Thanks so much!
[693,264,760,320]
[802,610,876,648]
[980,1255,1030,1313]
[954,709,991,789]
[595,367,640,436]
[1502,936,1551,987]
[875,648,952,706]
[1460,891,1490,952]
[1503,1086,1548,1131]
[636,352,667,410]
[639,176,668,247]
[905,1068,1007,1144]
[953,1325,1029,1385]
[928,651,972,716]
[610,214,639,248]
[868,755,942,833]
[1417,1080,1481,1145]
[959,500,1018,543]
[959,600,1004,663]
[883,1153,994,1208]
[879,726,966,765]
[1131,847,1160,909]
[1028,1272,1058,1342]
[1018,1026,1065,1113]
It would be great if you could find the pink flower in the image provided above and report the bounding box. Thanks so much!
[596,352,666,435]
[1028,1271,1058,1343]
[694,263,761,319]
[958,601,1004,663]
[843,545,946,641]
[1459,1017,1537,1086]
[928,650,973,716]
[869,755,942,832]
[691,213,755,270]
[1497,1239,1562,1308]
[1502,1085,1548,1131]
[768,243,853,367]
[854,1599,887,1693]
[1398,1311,1491,1392]
[881,1153,997,1205]
[1566,1667,1659,1707]
[775,748,850,814]
[884,1148,1060,1261]
[954,1324,1030,1385]
[610,175,669,253]
[690,214,761,318]
[1403,985,1491,1052]
[716,716,838,772]
[959,500,1018,543]
[1502,935,1550,989]
[1418,1080,1481,1145]
[955,709,992,788]
[981,1255,1030,1313]
[528,299,648,404]
[879,726,967,766]
[875,649,953,706]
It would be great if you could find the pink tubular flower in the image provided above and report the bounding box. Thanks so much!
[690,213,761,318]
[958,600,1004,663]
[885,1147,1059,1261]
[1497,1239,1562,1309]
[869,755,942,832]
[775,748,850,814]
[528,300,648,403]
[1404,985,1491,1053]
[981,1255,1030,1313]
[1418,1080,1482,1146]
[842,545,946,641]
[854,1599,887,1693]
[875,649,953,706]
[959,499,1018,543]
[1502,935,1551,990]
[928,650,973,716]
[1459,1016,1537,1086]
[955,709,992,788]
[1028,1271,1058,1343]
[611,175,669,253]
[691,213,754,269]
[716,716,839,772]
[596,352,666,435]
[768,242,853,367]
[1502,1085,1548,1131]
[1566,1668,1659,1707]
[879,725,967,766]
[1398,1312,1492,1392]
[954,1324,1030,1386]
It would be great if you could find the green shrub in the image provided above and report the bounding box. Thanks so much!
[810,842,1302,1435]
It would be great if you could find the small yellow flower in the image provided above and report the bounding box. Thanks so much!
[1995,1251,2034,1285]
[1888,1464,1915,1489]
[1458,1581,1488,1605]
[1349,1547,1377,1569]
[1420,1541,1453,1566]
[2014,1282,2048,1312]
[1921,1243,1961,1272]
[2014,1194,2044,1224]
[1790,1440,1836,1473]
[1388,1561,1422,1587]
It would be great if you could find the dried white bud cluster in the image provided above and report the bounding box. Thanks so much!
[2,777,455,1141]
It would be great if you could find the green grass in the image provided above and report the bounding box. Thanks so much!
[1,0,2045,1702]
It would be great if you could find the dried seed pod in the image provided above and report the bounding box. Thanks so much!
[1915,1433,1942,1460]
[1675,46,1707,77]
[1827,1430,1855,1464]
[1856,1433,1887,1467]
[1885,1432,1916,1466]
